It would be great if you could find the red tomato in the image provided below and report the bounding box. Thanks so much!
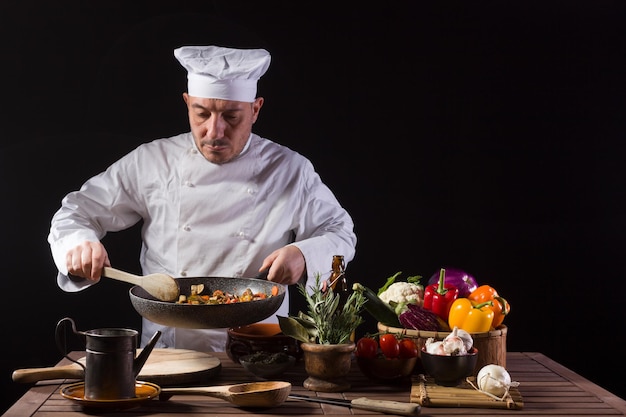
[356,337,378,359]
[379,333,400,358]
[398,338,418,358]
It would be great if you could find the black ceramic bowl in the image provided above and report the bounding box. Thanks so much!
[420,347,478,387]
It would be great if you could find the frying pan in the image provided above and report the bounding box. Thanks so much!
[129,277,286,329]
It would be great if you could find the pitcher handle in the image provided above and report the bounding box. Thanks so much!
[54,317,86,371]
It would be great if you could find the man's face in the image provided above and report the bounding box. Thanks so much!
[183,93,263,164]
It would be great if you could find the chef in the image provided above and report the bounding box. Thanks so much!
[48,44,357,351]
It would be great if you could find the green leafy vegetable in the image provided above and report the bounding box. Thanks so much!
[377,271,422,295]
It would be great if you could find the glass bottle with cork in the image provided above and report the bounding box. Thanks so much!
[326,254,355,341]
[328,255,348,299]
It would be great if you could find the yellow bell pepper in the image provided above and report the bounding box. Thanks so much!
[467,285,510,329]
[447,298,494,333]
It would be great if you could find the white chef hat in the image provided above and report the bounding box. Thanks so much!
[174,45,271,102]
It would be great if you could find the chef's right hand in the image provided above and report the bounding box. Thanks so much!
[259,245,306,285]
[66,241,111,282]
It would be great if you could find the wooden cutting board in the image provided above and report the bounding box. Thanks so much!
[12,348,222,386]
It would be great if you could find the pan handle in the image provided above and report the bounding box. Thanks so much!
[254,269,269,280]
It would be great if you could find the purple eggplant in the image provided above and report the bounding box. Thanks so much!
[399,304,448,331]
[427,267,478,298]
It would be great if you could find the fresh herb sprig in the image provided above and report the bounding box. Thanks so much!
[278,273,366,344]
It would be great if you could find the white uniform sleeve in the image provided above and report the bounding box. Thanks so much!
[48,153,143,291]
[287,158,357,288]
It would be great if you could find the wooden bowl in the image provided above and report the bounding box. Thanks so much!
[356,356,418,381]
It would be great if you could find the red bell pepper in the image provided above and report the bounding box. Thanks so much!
[423,268,459,322]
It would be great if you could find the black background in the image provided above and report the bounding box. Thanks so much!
[1,0,625,413]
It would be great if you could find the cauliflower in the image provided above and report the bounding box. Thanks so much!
[379,282,424,314]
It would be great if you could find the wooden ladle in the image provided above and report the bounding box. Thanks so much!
[159,381,291,408]
[102,267,180,302]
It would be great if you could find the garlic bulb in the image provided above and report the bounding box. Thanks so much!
[441,327,472,355]
[454,328,473,351]
[424,337,445,355]
[425,327,476,356]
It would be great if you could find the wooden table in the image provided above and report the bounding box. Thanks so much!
[4,351,626,416]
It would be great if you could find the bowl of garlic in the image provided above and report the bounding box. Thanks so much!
[420,327,478,386]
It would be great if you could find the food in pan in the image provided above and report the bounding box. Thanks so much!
[176,283,280,305]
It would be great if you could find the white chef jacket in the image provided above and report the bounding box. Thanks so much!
[48,132,356,352]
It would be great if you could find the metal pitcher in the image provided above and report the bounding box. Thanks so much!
[55,317,161,400]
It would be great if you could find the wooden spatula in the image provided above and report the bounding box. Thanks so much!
[103,267,179,302]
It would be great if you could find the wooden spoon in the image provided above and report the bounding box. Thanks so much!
[159,381,291,408]
[103,267,180,302]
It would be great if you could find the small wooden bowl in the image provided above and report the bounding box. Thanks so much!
[356,356,418,381]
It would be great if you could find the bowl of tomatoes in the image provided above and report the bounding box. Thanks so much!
[355,333,418,381]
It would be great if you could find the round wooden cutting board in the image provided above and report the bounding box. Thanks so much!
[131,348,222,385]
[12,348,222,386]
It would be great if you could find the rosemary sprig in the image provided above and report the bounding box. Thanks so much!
[279,273,366,345]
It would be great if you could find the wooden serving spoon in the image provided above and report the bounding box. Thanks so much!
[160,381,420,415]
[159,381,291,408]
[103,267,180,302]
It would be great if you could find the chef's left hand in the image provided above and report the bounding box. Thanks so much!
[259,245,306,285]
